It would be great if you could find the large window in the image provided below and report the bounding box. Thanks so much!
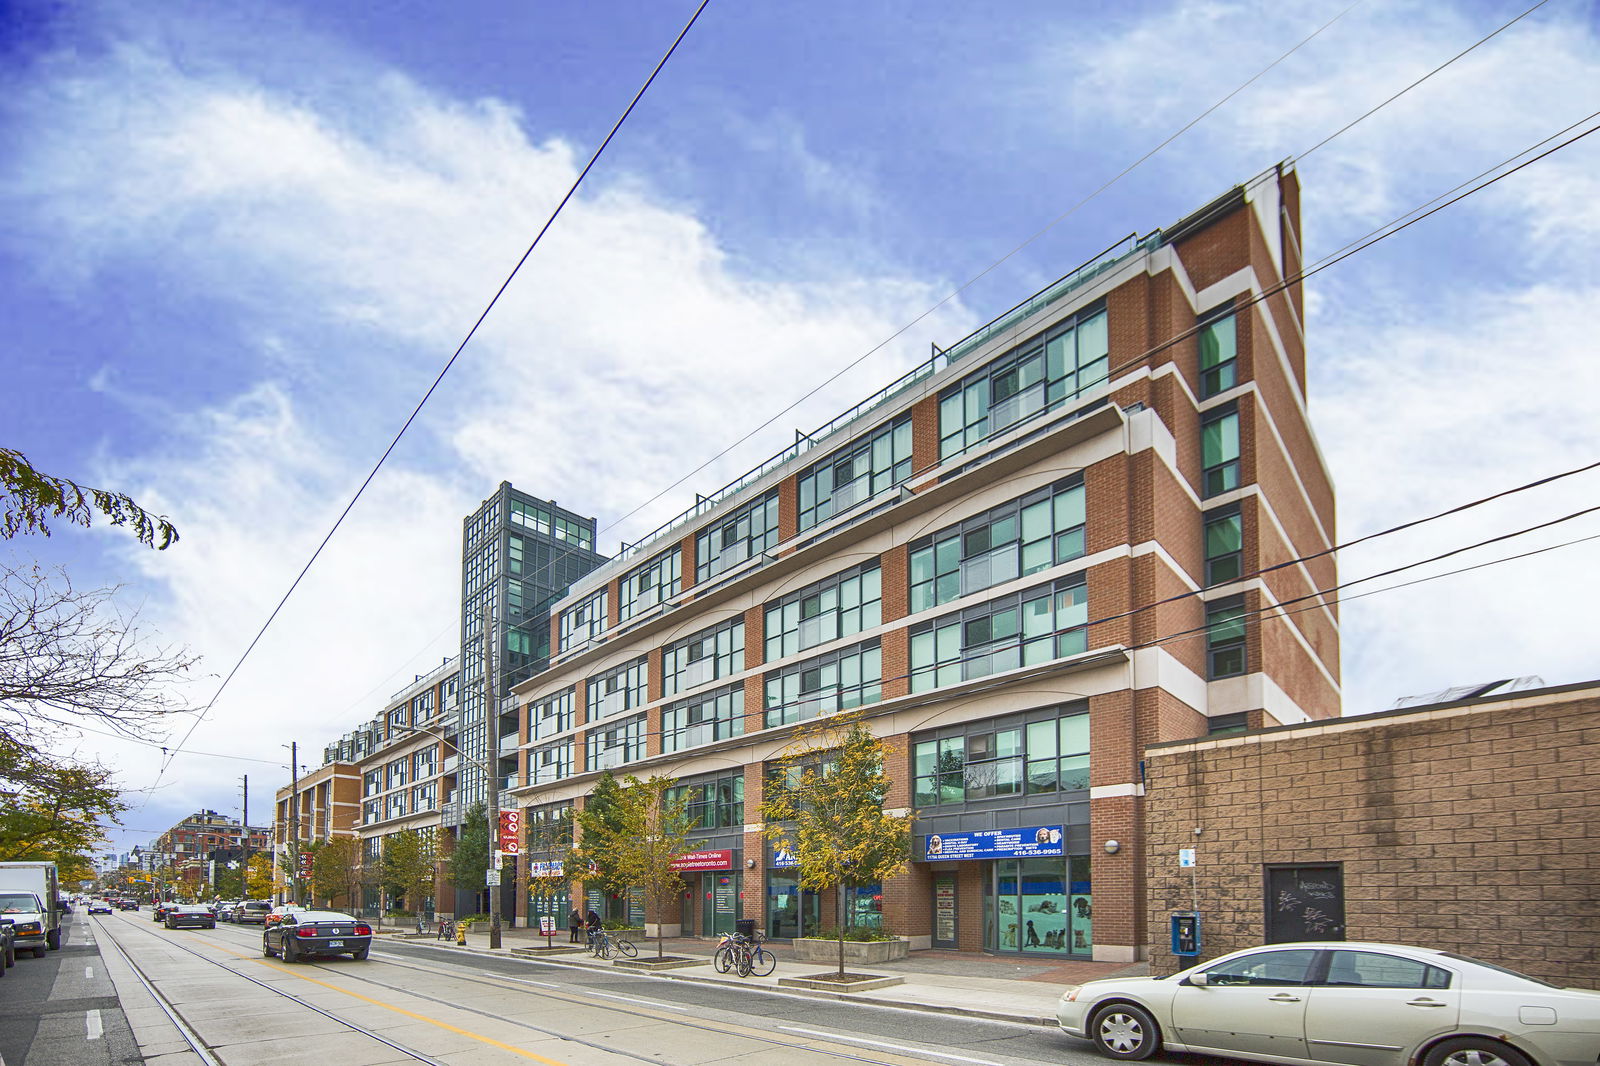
[559,588,608,652]
[910,479,1085,614]
[619,547,681,621]
[531,688,575,740]
[1198,304,1237,398]
[662,684,745,752]
[797,417,913,531]
[1204,505,1243,586]
[530,739,573,786]
[411,748,436,780]
[586,715,646,771]
[1202,404,1240,497]
[1206,595,1247,678]
[913,707,1088,806]
[526,803,574,853]
[665,772,745,830]
[696,492,780,582]
[587,657,648,721]
[910,577,1088,693]
[764,640,883,727]
[662,617,745,697]
[765,563,882,660]
[940,306,1109,460]
[510,498,594,551]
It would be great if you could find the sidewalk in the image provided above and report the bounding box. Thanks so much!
[387,923,1148,1027]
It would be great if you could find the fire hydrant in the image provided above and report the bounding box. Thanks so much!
[456,920,468,946]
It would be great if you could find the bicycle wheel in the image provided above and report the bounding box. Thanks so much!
[615,936,637,958]
[736,944,753,977]
[748,946,776,977]
[598,937,614,959]
[713,942,734,973]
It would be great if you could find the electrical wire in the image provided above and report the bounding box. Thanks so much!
[149,0,712,788]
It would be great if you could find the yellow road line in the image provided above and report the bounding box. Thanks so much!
[204,940,572,1065]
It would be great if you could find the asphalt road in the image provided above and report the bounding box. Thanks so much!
[0,914,143,1066]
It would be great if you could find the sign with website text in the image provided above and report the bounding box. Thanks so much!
[669,849,732,872]
[922,826,1064,861]
[528,860,564,879]
[498,810,521,854]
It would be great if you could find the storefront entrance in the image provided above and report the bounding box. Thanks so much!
[699,872,740,936]
[765,869,821,939]
[986,855,1091,955]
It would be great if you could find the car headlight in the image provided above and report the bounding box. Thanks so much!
[15,922,41,935]
[1063,987,1081,1002]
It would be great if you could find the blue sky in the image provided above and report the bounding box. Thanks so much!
[4,0,1598,856]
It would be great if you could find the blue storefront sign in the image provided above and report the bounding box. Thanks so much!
[923,826,1064,861]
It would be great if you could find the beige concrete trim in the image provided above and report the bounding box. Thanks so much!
[1089,783,1146,799]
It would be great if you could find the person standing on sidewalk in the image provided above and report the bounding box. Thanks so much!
[569,907,584,944]
[584,908,601,951]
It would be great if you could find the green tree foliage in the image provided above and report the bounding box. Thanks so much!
[380,828,437,913]
[1,447,178,549]
[308,836,366,910]
[572,771,630,899]
[0,733,125,866]
[444,802,489,896]
[762,712,911,976]
[580,776,696,958]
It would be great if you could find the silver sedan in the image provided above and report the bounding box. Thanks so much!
[1058,941,1600,1066]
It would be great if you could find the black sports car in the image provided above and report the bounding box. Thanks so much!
[164,904,217,930]
[262,909,372,962]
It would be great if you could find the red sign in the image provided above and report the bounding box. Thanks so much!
[498,810,521,855]
[669,849,733,872]
[297,852,313,877]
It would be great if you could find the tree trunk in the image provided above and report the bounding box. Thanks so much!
[837,883,846,977]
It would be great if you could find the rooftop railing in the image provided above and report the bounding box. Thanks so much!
[610,230,1157,567]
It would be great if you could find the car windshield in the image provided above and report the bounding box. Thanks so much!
[0,893,40,913]
[1439,952,1558,988]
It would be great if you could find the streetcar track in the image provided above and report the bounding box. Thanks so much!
[92,914,448,1066]
[98,913,1020,1066]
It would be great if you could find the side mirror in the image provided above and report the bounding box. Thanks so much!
[1186,970,1210,988]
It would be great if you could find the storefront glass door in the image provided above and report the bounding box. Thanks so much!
[766,870,820,939]
[700,872,739,936]
[991,856,1090,955]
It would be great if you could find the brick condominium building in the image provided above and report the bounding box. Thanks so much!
[506,161,1338,962]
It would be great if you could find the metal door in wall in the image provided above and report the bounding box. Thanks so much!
[1265,864,1345,943]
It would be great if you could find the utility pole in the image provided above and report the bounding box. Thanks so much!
[483,598,502,950]
[289,742,301,905]
[241,774,250,898]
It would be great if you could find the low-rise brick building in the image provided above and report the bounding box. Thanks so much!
[1143,679,1600,986]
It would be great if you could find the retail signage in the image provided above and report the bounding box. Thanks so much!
[771,847,797,868]
[669,849,732,872]
[923,826,1064,861]
[498,810,521,854]
[528,860,564,878]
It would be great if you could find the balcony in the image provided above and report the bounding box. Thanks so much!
[441,755,459,774]
[498,733,520,755]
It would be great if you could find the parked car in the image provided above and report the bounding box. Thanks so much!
[262,909,372,963]
[87,900,113,915]
[0,890,52,958]
[164,904,217,930]
[265,903,295,928]
[214,900,238,922]
[1058,941,1600,1066]
[232,901,272,925]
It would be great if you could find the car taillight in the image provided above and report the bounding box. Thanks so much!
[295,927,316,938]
[354,924,371,936]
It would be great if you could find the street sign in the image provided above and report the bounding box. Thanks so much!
[498,810,521,855]
[485,868,501,887]
[1178,848,1196,868]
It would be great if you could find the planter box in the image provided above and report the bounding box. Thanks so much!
[607,927,645,942]
[790,937,909,964]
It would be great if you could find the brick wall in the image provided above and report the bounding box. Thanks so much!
[1144,686,1600,985]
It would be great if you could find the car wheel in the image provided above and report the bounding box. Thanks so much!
[1424,1038,1533,1066]
[282,939,298,964]
[351,947,369,961]
[33,946,46,959]
[1090,1003,1161,1061]
[263,935,277,958]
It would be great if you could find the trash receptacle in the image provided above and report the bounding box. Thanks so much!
[735,919,756,939]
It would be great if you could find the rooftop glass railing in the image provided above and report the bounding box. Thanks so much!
[611,229,1159,566]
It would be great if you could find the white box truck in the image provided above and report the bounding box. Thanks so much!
[0,862,60,958]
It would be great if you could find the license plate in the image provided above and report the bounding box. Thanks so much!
[327,940,343,947]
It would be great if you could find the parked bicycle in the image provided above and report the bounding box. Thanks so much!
[590,929,638,959]
[713,930,775,977]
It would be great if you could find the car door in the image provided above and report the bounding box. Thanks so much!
[1170,947,1319,1060]
[1305,949,1460,1066]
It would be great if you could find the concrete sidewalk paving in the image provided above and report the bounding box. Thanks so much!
[387,924,1148,1027]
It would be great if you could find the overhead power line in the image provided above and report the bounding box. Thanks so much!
[149,0,712,789]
